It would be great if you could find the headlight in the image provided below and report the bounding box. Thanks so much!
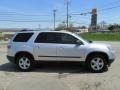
[107,45,112,51]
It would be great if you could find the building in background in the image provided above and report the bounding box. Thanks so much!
[90,8,97,32]
[75,28,88,34]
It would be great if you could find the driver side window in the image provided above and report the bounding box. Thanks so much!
[60,33,78,44]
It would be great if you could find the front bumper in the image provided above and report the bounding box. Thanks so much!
[107,50,115,66]
[7,55,15,63]
[108,59,115,66]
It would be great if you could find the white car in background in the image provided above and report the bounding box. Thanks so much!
[7,30,115,72]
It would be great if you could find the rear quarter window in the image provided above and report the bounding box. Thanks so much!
[13,33,34,42]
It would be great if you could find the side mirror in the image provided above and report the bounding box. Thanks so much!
[88,40,93,43]
[76,40,83,45]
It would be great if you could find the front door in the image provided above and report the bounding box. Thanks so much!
[56,33,84,61]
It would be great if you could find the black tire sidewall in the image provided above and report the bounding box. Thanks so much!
[87,54,107,73]
[16,55,34,71]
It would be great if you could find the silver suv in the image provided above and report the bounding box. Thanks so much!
[7,30,115,72]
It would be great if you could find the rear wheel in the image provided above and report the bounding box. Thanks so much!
[16,55,34,71]
[87,54,108,73]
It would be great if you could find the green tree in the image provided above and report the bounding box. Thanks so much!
[108,25,114,31]
[108,24,120,31]
[68,23,76,32]
[55,22,76,32]
[55,22,66,31]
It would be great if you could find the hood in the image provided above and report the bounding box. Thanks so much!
[87,42,111,49]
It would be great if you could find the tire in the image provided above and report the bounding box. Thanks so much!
[16,55,34,71]
[86,54,108,73]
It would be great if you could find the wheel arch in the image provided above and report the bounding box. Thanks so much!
[85,51,109,64]
[15,51,34,64]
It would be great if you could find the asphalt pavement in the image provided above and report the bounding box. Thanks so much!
[0,41,120,90]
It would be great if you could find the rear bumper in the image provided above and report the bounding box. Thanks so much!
[7,55,15,63]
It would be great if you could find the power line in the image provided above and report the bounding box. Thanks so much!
[0,0,119,15]
[0,19,62,22]
[70,0,120,15]
[72,22,90,25]
[0,2,119,26]
[71,5,120,16]
[0,11,67,17]
[109,0,120,4]
[0,0,119,17]
[98,5,120,12]
[0,11,52,16]
[71,12,91,16]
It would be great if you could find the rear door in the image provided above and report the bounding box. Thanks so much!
[33,32,57,61]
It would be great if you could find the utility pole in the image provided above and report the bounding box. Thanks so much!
[38,24,41,30]
[66,0,70,30]
[53,9,57,30]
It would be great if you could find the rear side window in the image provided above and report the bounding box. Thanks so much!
[13,33,33,42]
[35,32,56,43]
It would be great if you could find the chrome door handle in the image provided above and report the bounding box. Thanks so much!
[36,46,40,48]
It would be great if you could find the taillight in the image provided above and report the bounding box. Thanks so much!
[7,45,11,49]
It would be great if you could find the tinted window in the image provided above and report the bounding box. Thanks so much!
[58,33,78,44]
[35,32,57,43]
[13,33,33,42]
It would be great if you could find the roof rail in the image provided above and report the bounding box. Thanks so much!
[20,29,33,32]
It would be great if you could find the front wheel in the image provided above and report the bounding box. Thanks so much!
[87,54,108,73]
[16,55,34,71]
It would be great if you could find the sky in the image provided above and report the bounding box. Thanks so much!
[0,0,120,29]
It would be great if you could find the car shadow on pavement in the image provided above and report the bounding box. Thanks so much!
[33,62,92,74]
[0,62,106,74]
[0,63,19,72]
